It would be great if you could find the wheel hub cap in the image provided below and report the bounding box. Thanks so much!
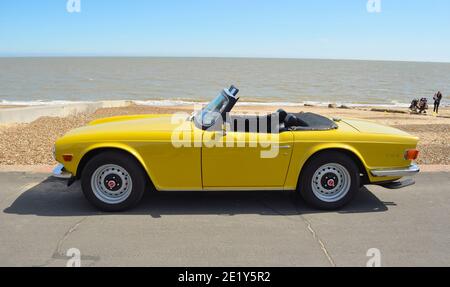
[311,163,351,203]
[104,174,122,191]
[322,172,339,190]
[91,164,133,204]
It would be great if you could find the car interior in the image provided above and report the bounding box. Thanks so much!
[227,109,338,134]
[198,86,338,134]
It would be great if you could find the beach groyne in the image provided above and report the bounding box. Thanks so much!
[0,101,133,124]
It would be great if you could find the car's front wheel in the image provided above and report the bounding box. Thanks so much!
[81,151,147,212]
[299,151,360,210]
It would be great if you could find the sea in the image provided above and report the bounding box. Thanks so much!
[1,57,449,107]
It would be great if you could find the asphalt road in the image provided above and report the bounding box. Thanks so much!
[0,171,449,267]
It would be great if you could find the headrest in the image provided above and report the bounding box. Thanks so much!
[284,113,309,128]
[276,109,288,122]
[284,114,299,128]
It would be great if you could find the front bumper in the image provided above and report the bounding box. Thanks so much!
[370,164,420,178]
[52,164,73,179]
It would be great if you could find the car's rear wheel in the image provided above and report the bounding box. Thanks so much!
[81,151,147,212]
[299,151,360,210]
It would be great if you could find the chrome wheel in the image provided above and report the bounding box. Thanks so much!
[90,164,133,205]
[311,163,351,203]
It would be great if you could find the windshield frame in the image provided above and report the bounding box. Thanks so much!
[193,91,230,129]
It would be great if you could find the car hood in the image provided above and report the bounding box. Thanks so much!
[63,114,186,141]
[88,114,176,127]
[342,118,413,137]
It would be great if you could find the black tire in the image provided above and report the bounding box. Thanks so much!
[298,151,360,210]
[81,151,147,212]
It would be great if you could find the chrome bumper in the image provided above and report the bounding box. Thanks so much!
[52,164,73,179]
[370,164,420,178]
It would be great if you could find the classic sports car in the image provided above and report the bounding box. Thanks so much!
[54,86,420,211]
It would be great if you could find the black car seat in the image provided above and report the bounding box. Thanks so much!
[284,114,308,129]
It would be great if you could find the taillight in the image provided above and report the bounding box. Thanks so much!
[405,149,419,160]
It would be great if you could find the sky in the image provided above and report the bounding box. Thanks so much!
[0,0,449,62]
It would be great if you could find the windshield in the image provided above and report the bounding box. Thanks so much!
[194,91,229,127]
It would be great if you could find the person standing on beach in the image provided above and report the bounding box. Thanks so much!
[433,91,443,114]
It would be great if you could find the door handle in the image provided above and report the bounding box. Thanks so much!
[279,145,291,149]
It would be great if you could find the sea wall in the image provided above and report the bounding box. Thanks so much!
[0,101,133,124]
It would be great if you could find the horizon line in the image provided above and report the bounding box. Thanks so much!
[0,55,449,64]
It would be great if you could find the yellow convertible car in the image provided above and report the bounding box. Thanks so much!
[54,86,420,211]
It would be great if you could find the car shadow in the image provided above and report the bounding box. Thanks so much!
[3,177,393,217]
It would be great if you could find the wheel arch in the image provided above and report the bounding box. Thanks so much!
[296,147,370,189]
[76,145,155,189]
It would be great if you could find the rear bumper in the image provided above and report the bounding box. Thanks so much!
[370,164,420,178]
[52,164,73,179]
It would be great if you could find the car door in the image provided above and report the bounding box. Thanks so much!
[202,130,294,188]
